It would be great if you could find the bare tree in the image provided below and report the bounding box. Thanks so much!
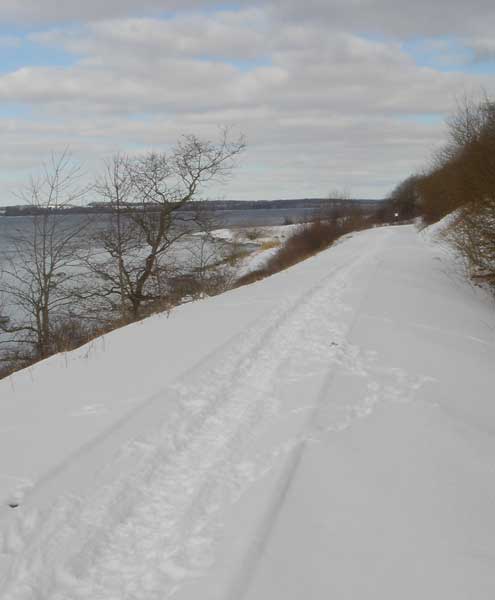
[89,130,246,319]
[89,153,138,321]
[0,152,91,361]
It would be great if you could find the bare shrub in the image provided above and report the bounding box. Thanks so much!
[235,210,371,288]
[414,95,495,288]
[49,319,105,354]
[444,201,495,289]
[244,228,264,241]
[260,240,280,251]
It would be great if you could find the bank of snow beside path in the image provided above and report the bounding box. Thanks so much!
[1,225,495,599]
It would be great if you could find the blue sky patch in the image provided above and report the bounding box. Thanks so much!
[0,32,75,74]
[403,36,495,75]
[399,113,444,125]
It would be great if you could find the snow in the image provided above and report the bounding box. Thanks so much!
[419,211,459,240]
[235,246,279,277]
[190,223,299,280]
[227,224,302,277]
[1,224,495,598]
[209,224,301,244]
[202,223,301,279]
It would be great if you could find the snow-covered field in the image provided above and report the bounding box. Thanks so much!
[1,224,495,599]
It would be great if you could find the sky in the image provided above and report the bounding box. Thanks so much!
[1,1,495,204]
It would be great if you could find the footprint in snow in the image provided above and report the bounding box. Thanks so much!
[71,404,107,417]
[2,476,34,509]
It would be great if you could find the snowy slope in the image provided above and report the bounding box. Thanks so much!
[1,225,495,599]
[212,223,301,278]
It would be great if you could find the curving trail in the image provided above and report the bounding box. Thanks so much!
[1,225,495,599]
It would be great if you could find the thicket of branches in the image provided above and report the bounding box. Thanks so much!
[87,131,245,321]
[0,131,245,377]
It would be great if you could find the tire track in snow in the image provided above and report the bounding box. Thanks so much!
[1,232,391,600]
[224,242,388,600]
[229,231,438,600]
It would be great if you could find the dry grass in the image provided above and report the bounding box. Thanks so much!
[235,212,378,288]
[260,240,281,251]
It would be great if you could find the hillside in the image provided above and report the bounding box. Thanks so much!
[1,224,495,599]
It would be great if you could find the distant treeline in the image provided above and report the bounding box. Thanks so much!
[1,197,382,217]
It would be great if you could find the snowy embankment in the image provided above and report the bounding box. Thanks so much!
[1,224,495,599]
[211,224,300,278]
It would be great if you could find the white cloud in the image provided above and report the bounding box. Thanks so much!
[0,4,494,203]
[273,0,495,38]
[0,110,441,202]
[469,38,495,62]
[11,19,490,118]
[0,1,221,24]
[32,9,268,61]
[4,0,495,40]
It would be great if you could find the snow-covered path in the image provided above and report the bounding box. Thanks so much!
[1,225,495,598]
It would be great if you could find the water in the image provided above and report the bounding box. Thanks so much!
[0,207,315,265]
[198,207,317,227]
